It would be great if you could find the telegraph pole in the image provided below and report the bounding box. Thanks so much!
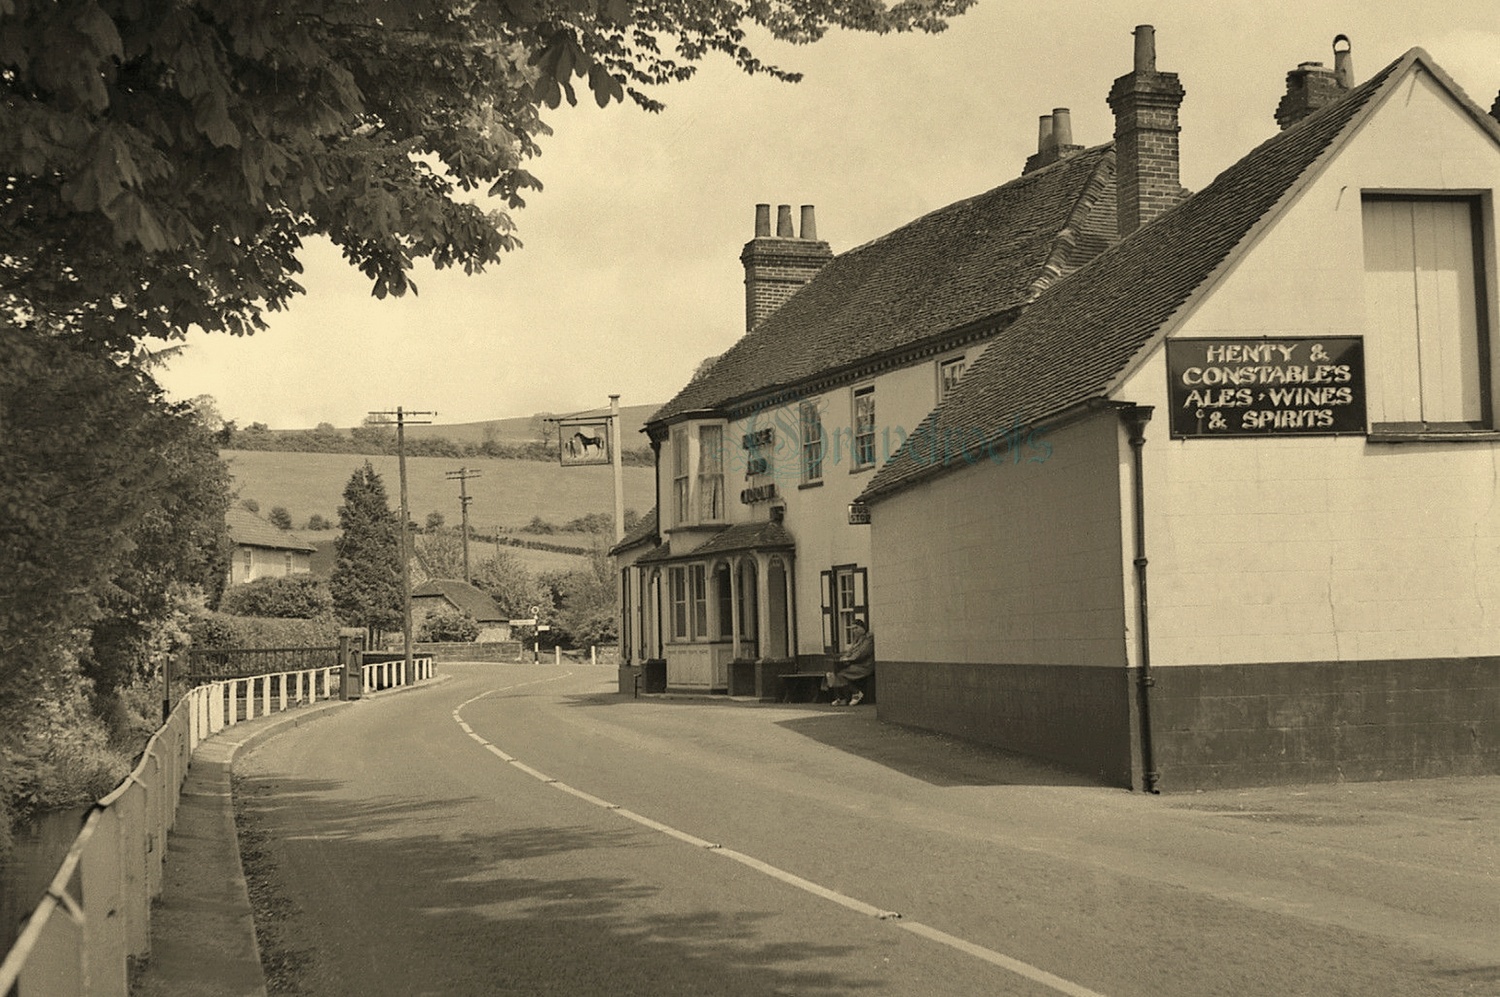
[368,406,435,677]
[445,465,482,584]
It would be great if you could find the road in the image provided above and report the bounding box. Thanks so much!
[233,663,1499,996]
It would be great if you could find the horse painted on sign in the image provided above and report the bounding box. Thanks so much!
[571,431,605,457]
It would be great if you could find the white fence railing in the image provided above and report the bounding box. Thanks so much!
[0,657,433,996]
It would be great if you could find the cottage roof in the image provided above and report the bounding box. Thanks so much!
[647,145,1118,428]
[411,579,506,622]
[862,50,1468,502]
[608,507,659,556]
[226,507,317,553]
[633,520,794,565]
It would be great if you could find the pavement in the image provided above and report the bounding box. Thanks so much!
[131,678,447,997]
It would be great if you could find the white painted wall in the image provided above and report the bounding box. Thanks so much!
[230,546,312,586]
[656,346,991,658]
[1115,65,1500,666]
[871,413,1129,667]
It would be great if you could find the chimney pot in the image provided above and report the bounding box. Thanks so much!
[1133,24,1156,73]
[1275,60,1343,130]
[1051,108,1074,148]
[1036,114,1055,154]
[799,205,817,241]
[1109,24,1185,235]
[754,204,771,237]
[741,202,833,331]
[1333,34,1354,88]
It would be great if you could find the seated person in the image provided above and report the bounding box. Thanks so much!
[822,621,874,706]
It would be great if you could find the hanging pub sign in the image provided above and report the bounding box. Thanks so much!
[556,416,612,466]
[1166,337,1366,438]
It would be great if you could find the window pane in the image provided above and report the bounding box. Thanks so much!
[691,564,708,638]
[800,401,823,482]
[939,356,966,400]
[853,387,876,467]
[670,568,688,639]
[698,425,724,520]
[671,426,691,523]
[714,563,733,639]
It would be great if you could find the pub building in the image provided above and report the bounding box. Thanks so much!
[618,28,1500,790]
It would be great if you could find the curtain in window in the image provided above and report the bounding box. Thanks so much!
[698,425,724,520]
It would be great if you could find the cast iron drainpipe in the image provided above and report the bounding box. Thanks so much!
[1122,404,1159,793]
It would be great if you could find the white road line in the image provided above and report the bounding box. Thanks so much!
[897,922,1108,997]
[453,679,1108,997]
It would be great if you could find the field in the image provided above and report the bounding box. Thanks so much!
[268,403,662,447]
[223,450,657,535]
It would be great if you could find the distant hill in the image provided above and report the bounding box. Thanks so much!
[399,403,659,447]
[224,450,656,536]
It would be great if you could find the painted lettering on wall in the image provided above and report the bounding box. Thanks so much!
[740,483,779,505]
[1167,337,1366,438]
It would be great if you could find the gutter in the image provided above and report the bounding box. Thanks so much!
[1120,404,1159,793]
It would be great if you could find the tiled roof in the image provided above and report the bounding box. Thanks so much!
[226,507,316,552]
[692,520,795,557]
[633,520,794,565]
[862,52,1411,502]
[648,146,1118,426]
[608,506,658,556]
[412,579,505,622]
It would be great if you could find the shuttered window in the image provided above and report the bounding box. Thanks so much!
[1362,196,1491,428]
[820,564,868,653]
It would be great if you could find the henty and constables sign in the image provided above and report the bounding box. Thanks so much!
[1167,337,1366,438]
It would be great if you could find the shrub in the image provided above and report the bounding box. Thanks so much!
[219,575,333,619]
[0,677,129,831]
[419,608,480,643]
[189,612,342,649]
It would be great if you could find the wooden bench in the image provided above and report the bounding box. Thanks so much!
[777,672,828,703]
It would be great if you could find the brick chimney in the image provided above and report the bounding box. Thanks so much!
[740,203,833,331]
[1275,36,1354,129]
[1023,108,1086,175]
[1108,25,1187,236]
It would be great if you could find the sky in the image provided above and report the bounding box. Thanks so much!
[151,0,1500,431]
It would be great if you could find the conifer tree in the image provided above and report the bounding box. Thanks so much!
[330,462,403,643]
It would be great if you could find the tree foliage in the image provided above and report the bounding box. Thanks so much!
[0,331,231,835]
[471,548,550,620]
[330,462,403,637]
[416,527,468,581]
[220,575,334,620]
[547,534,618,646]
[2,0,973,350]
[0,327,231,703]
[418,607,480,643]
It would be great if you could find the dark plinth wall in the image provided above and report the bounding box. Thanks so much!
[876,660,1137,788]
[1150,657,1500,789]
[878,657,1500,791]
